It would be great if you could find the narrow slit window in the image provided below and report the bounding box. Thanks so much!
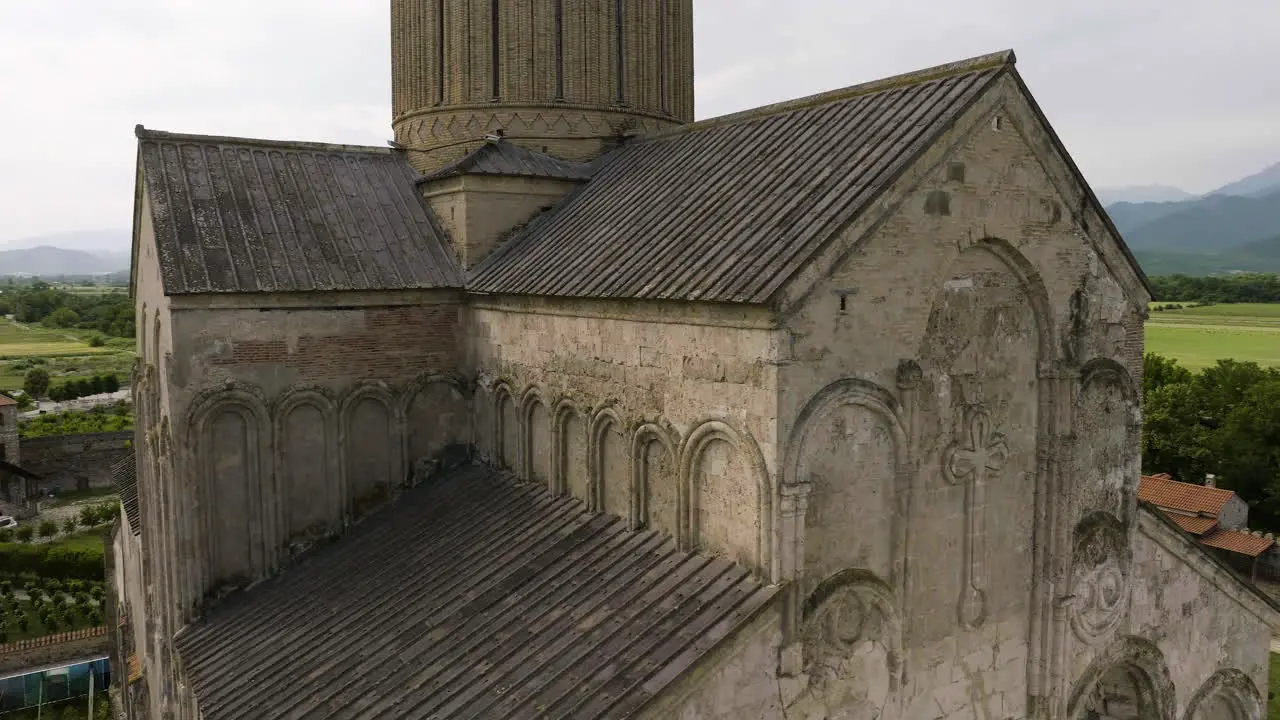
[435,0,445,104]
[555,0,565,99]
[659,0,668,113]
[491,0,501,99]
[615,0,626,104]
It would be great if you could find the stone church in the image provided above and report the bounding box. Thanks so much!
[111,2,1278,718]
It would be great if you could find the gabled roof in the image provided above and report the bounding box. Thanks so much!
[420,138,595,183]
[111,452,140,535]
[1201,528,1276,558]
[134,127,464,296]
[1168,514,1218,536]
[0,394,16,407]
[1138,474,1235,517]
[175,464,776,720]
[469,51,1013,303]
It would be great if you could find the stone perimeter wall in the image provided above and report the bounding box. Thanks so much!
[20,431,132,493]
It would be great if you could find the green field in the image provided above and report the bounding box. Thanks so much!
[0,318,134,392]
[1146,303,1280,371]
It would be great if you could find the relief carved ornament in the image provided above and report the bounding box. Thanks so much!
[783,573,902,720]
[1068,512,1131,644]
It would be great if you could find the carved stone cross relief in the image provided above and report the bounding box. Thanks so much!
[942,407,1008,629]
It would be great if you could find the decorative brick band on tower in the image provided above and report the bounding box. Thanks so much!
[391,0,694,173]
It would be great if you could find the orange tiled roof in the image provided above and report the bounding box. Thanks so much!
[1138,474,1235,516]
[1201,529,1276,558]
[0,394,15,407]
[127,654,142,684]
[1169,514,1219,536]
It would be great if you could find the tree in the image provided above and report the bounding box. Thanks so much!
[62,516,78,534]
[14,526,33,542]
[41,306,79,328]
[37,520,57,538]
[23,367,50,397]
[79,506,98,527]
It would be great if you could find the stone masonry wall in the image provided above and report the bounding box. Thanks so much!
[163,293,466,617]
[468,298,781,574]
[21,431,132,493]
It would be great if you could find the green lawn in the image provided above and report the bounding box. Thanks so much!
[1145,304,1280,371]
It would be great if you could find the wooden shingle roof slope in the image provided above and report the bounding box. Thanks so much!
[133,127,464,296]
[470,50,1147,304]
[175,464,777,720]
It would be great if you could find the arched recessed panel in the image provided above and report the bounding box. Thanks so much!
[280,401,335,539]
[528,399,551,485]
[347,396,396,513]
[1077,361,1140,520]
[499,391,519,471]
[473,385,493,460]
[596,416,628,518]
[911,241,1042,653]
[206,408,255,584]
[644,439,678,534]
[407,381,468,464]
[1184,669,1263,720]
[562,409,589,502]
[692,437,758,568]
[803,402,896,591]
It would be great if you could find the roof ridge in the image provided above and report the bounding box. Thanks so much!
[134,125,395,156]
[642,49,1015,142]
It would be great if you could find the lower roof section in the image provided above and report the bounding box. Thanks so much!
[175,464,777,720]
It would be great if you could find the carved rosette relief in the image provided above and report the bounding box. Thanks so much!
[942,406,1008,629]
[785,580,901,720]
[1069,513,1130,643]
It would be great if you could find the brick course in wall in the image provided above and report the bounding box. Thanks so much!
[205,305,460,384]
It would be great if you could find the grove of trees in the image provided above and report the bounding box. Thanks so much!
[0,281,134,338]
[1147,273,1280,303]
[1143,353,1280,530]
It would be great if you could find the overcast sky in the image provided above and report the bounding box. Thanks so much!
[1,0,1277,248]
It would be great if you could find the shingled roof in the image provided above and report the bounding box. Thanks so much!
[421,138,596,183]
[175,464,777,720]
[135,128,464,296]
[469,51,1012,303]
[112,452,140,535]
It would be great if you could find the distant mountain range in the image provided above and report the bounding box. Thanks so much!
[0,230,129,277]
[1099,161,1280,276]
[0,246,129,277]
